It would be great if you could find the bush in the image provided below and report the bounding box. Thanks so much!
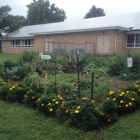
[6,84,30,103]
[23,90,41,108]
[56,98,99,131]
[105,88,140,115]
[108,54,128,76]
[0,85,11,100]
[23,72,47,93]
[37,94,64,117]
[99,100,118,124]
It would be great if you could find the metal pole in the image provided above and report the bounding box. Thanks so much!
[76,51,80,98]
[55,53,57,94]
[4,61,8,82]
[91,72,94,99]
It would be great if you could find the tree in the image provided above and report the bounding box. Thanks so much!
[26,0,67,25]
[0,5,26,34]
[84,5,105,19]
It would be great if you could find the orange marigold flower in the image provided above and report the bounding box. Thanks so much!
[31,96,35,99]
[24,94,28,98]
[107,118,111,122]
[100,113,104,116]
[65,109,69,114]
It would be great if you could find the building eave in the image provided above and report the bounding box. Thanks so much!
[29,26,132,35]
[0,36,34,41]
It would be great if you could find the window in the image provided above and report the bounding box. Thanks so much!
[10,40,20,47]
[127,34,140,47]
[22,39,34,47]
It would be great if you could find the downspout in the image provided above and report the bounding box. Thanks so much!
[114,32,118,56]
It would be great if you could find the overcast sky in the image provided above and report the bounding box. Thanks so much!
[0,0,140,20]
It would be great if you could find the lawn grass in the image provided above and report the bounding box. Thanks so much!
[0,53,20,64]
[0,100,140,140]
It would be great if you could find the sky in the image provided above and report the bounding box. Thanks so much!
[0,0,140,20]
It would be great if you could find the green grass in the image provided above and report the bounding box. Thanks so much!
[1,100,140,140]
[0,54,20,64]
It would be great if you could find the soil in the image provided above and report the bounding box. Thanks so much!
[109,76,134,90]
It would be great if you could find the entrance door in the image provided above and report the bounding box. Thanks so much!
[97,35,110,54]
[45,38,52,52]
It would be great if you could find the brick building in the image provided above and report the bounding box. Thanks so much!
[0,12,140,55]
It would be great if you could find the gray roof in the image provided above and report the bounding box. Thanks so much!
[1,12,140,40]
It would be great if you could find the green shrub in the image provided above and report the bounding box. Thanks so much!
[105,88,140,115]
[108,54,128,76]
[23,72,47,93]
[0,85,11,100]
[99,100,118,124]
[6,85,30,103]
[37,94,64,117]
[23,90,41,108]
[56,98,99,131]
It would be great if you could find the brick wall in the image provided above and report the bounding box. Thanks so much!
[2,30,140,55]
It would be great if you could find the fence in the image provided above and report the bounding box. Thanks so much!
[44,41,95,55]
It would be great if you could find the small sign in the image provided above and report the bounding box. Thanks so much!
[127,57,133,67]
[41,55,51,60]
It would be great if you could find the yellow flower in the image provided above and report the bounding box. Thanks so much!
[49,108,53,112]
[9,88,13,91]
[59,97,63,100]
[121,92,124,95]
[58,95,61,98]
[125,104,129,107]
[48,102,51,106]
[52,99,56,102]
[91,100,94,103]
[95,108,98,110]
[77,106,80,109]
[135,84,138,88]
[41,103,44,106]
[131,98,135,101]
[113,98,116,101]
[55,101,59,104]
[75,110,79,114]
[82,97,88,100]
[37,98,41,101]
[24,94,28,98]
[138,89,140,92]
[109,90,114,95]
[129,102,132,106]
[120,100,124,103]
[126,91,129,94]
[106,97,109,100]
[12,86,15,89]
[119,94,123,96]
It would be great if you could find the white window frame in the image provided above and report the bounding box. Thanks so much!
[10,40,20,48]
[126,34,140,48]
[22,39,34,48]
